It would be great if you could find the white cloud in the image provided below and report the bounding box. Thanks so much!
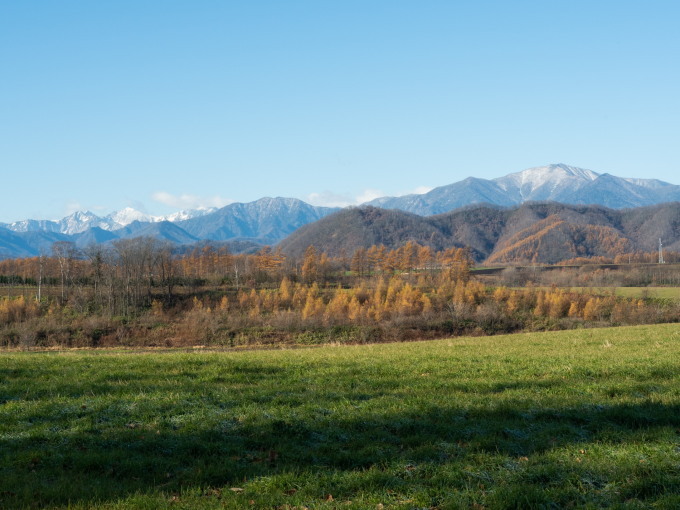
[152,191,234,210]
[306,191,355,208]
[306,188,386,208]
[410,185,433,195]
[306,186,430,208]
[355,188,385,204]
[127,199,150,214]
[64,201,83,216]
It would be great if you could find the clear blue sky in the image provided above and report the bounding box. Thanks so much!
[1,1,678,222]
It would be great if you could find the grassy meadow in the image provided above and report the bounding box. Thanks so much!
[524,287,680,300]
[2,324,680,509]
[608,287,680,300]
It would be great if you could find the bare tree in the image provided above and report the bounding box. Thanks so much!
[35,251,47,303]
[156,242,177,299]
[112,237,164,314]
[52,241,79,304]
[84,244,110,310]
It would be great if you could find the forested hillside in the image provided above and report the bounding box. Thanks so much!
[280,202,680,263]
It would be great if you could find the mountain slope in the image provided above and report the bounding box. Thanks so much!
[494,164,599,202]
[277,206,450,259]
[485,215,633,264]
[178,197,339,243]
[279,202,680,263]
[73,227,119,249]
[2,164,679,260]
[560,173,666,209]
[0,198,339,259]
[0,227,36,259]
[367,164,680,214]
[4,207,219,236]
[113,221,199,245]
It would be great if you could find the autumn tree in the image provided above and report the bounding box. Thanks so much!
[255,246,285,275]
[367,244,387,274]
[399,241,420,272]
[301,246,319,283]
[351,247,368,276]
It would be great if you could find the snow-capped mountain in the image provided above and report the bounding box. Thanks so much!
[366,164,680,215]
[0,198,339,259]
[177,197,338,243]
[163,207,218,223]
[1,163,679,260]
[6,218,63,234]
[106,207,155,227]
[494,164,599,202]
[5,209,136,235]
[4,206,219,236]
[59,211,108,234]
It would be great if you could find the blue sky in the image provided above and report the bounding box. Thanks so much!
[1,1,678,222]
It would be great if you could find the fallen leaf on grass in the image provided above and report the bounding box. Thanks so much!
[230,488,245,493]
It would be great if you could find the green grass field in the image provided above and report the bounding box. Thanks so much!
[608,287,680,300]
[2,324,680,509]
[514,286,680,300]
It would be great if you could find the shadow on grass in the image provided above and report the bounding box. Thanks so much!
[2,395,679,507]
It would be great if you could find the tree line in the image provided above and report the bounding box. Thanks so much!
[0,239,472,313]
[0,237,678,349]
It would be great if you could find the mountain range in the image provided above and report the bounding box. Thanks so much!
[0,198,339,260]
[368,164,680,214]
[279,202,680,263]
[1,164,679,261]
[1,207,218,236]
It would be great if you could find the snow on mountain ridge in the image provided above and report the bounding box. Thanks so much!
[59,211,105,235]
[492,164,600,203]
[163,207,217,222]
[621,177,673,190]
[5,164,679,241]
[5,206,221,235]
[364,163,680,215]
[106,207,155,226]
[495,164,598,191]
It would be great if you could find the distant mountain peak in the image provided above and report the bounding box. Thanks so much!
[366,163,679,215]
[106,207,153,226]
[2,163,679,261]
[162,207,217,222]
[67,210,98,219]
[495,164,599,198]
